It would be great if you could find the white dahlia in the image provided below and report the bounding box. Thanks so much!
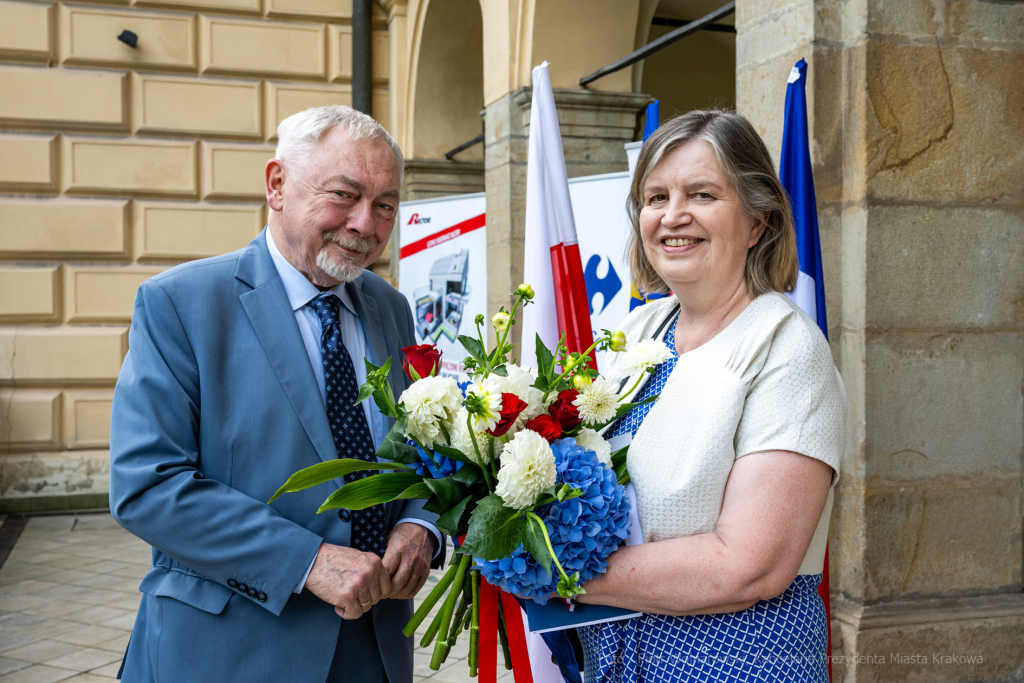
[450,407,493,465]
[494,429,557,510]
[465,377,504,432]
[399,375,462,447]
[617,339,673,378]
[496,364,547,433]
[573,376,618,425]
[574,427,613,469]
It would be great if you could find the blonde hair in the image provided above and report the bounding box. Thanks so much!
[626,110,798,297]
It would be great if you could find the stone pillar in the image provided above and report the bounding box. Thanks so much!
[737,1,1024,681]
[483,87,652,348]
[402,159,486,201]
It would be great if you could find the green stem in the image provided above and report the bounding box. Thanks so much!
[496,598,513,670]
[438,420,452,446]
[430,554,470,670]
[495,296,523,364]
[403,562,459,637]
[419,608,445,648]
[526,512,572,586]
[618,373,647,403]
[468,414,494,491]
[470,570,480,676]
[447,591,468,646]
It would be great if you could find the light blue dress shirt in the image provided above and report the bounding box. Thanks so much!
[265,230,441,593]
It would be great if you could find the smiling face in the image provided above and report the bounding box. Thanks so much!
[639,139,766,299]
[266,127,401,288]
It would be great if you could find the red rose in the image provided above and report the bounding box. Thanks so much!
[402,344,441,380]
[488,393,528,438]
[524,414,562,442]
[548,389,581,431]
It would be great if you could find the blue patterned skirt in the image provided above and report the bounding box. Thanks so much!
[578,575,828,683]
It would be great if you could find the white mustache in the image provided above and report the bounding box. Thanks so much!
[323,232,376,255]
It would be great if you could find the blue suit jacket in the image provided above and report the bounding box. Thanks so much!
[110,230,440,683]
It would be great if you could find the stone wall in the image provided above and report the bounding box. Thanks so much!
[0,0,393,511]
[737,0,1024,680]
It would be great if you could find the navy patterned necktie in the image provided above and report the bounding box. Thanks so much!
[309,293,388,557]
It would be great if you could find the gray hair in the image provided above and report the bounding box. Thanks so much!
[275,104,404,177]
[627,110,798,297]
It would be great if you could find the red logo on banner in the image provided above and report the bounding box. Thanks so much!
[407,213,431,225]
[399,213,485,259]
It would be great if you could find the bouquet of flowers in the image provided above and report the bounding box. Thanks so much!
[270,284,671,674]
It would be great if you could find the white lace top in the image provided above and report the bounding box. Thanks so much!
[605,292,846,575]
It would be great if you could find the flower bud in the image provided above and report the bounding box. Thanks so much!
[572,374,593,391]
[609,331,627,352]
[475,314,485,326]
[516,283,535,300]
[492,311,511,332]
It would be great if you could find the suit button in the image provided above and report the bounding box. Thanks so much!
[257,592,267,603]
[227,579,238,588]
[247,587,258,598]
[338,509,351,522]
[237,583,248,593]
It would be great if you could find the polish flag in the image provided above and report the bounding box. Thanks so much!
[520,62,596,370]
[518,61,589,682]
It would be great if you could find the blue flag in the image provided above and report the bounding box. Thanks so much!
[780,59,828,340]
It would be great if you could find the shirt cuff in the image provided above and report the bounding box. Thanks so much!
[396,518,443,559]
[293,546,319,594]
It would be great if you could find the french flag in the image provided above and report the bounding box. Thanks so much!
[521,62,595,369]
[780,57,833,682]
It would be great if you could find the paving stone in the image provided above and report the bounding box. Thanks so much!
[0,658,31,676]
[0,635,38,655]
[49,627,122,650]
[0,663,78,682]
[0,640,81,666]
[89,635,128,655]
[41,649,119,674]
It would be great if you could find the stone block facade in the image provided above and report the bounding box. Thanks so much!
[0,0,393,511]
[737,0,1024,680]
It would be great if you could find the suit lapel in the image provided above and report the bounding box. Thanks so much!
[237,232,338,465]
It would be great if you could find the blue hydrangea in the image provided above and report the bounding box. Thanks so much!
[407,443,464,479]
[475,437,630,604]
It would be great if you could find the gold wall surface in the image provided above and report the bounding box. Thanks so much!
[0,0,392,511]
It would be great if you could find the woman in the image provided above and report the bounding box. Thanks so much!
[577,110,846,682]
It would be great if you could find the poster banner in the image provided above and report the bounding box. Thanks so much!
[568,171,632,369]
[398,192,487,382]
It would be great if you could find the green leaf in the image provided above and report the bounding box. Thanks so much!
[268,458,410,503]
[555,484,584,502]
[435,495,475,537]
[522,515,553,578]
[588,394,660,430]
[364,358,381,375]
[422,477,466,514]
[535,334,554,380]
[459,495,526,561]
[355,381,375,406]
[317,472,427,512]
[375,419,420,464]
[450,464,484,486]
[432,444,476,465]
[380,356,393,377]
[557,571,586,600]
[610,445,629,470]
[458,335,487,364]
[491,364,507,377]
[371,388,391,415]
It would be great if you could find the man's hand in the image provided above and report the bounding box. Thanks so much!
[382,523,434,600]
[305,543,392,620]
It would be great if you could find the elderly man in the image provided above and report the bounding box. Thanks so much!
[109,105,441,683]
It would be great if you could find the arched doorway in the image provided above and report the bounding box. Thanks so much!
[634,0,736,120]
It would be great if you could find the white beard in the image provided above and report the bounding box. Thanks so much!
[316,247,365,283]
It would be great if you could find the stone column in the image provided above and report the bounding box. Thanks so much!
[737,1,1024,681]
[483,87,652,348]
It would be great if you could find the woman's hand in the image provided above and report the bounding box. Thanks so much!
[577,450,833,616]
